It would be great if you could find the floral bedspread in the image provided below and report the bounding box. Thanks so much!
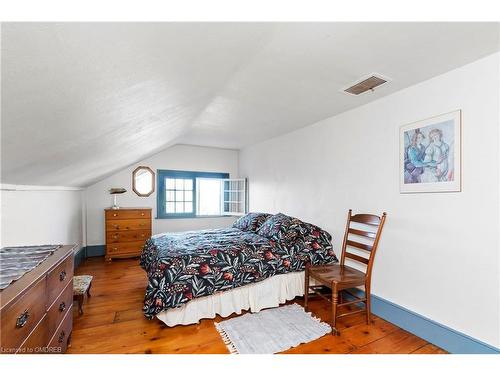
[140,227,337,319]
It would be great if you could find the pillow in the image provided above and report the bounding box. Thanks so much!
[297,221,333,244]
[232,212,271,232]
[257,214,336,262]
[287,221,338,265]
[257,213,292,240]
[292,220,335,258]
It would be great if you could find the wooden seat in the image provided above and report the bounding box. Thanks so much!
[304,209,387,335]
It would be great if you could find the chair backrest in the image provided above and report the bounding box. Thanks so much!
[340,209,387,281]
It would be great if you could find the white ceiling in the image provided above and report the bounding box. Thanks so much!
[2,22,499,187]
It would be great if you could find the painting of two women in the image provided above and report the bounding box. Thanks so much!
[400,111,461,193]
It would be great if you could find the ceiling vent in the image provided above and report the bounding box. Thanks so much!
[343,74,390,96]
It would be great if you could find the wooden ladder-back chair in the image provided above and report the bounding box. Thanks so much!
[304,209,387,335]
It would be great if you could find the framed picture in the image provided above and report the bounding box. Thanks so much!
[400,110,461,193]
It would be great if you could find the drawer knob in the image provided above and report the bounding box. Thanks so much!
[141,212,145,216]
[114,225,119,229]
[58,330,66,344]
[16,309,29,328]
[59,270,67,282]
[113,213,118,217]
[59,302,66,312]
[113,235,119,239]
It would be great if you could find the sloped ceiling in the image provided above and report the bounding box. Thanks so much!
[1,22,499,187]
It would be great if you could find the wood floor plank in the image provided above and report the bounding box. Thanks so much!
[67,257,447,354]
[349,329,428,354]
[411,343,448,354]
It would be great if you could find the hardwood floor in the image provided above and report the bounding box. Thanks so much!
[68,257,447,354]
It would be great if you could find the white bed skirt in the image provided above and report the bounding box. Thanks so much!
[156,271,309,327]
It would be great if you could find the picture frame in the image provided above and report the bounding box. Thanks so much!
[400,110,461,193]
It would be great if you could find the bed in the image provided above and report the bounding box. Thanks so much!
[140,213,338,325]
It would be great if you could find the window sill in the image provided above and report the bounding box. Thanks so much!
[155,215,236,220]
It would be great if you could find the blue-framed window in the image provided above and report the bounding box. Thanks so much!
[157,170,230,219]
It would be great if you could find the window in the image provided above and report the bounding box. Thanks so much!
[157,170,246,219]
[165,177,194,214]
[197,178,223,216]
[222,179,247,215]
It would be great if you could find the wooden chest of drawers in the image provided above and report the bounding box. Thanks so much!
[105,207,152,261]
[0,245,75,354]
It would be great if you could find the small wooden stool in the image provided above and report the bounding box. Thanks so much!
[73,275,93,315]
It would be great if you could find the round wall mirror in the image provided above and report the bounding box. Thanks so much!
[132,166,155,197]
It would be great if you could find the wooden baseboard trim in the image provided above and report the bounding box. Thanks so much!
[347,288,500,354]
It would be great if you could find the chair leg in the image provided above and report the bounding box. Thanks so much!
[87,282,92,298]
[304,267,309,311]
[331,287,339,335]
[78,295,84,315]
[365,284,371,324]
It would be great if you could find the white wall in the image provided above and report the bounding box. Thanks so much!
[239,53,500,347]
[85,144,239,246]
[0,187,84,250]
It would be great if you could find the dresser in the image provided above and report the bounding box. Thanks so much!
[105,207,152,261]
[0,245,75,354]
